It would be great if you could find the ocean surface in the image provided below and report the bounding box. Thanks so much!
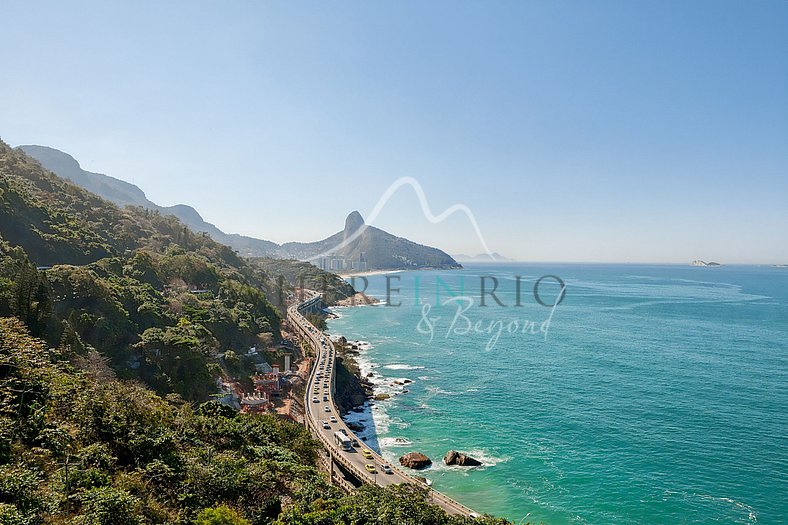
[326,264,787,524]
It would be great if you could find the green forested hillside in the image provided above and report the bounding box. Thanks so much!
[0,139,282,401]
[18,145,282,259]
[0,318,509,525]
[1,138,363,400]
[247,258,355,306]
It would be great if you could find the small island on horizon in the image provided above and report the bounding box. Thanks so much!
[691,260,722,267]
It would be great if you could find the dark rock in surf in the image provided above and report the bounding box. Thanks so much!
[443,450,482,467]
[399,452,432,470]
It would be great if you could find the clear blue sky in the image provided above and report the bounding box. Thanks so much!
[1,1,786,263]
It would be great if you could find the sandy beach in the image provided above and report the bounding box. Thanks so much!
[337,269,404,279]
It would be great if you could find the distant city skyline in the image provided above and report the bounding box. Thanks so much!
[1,1,786,264]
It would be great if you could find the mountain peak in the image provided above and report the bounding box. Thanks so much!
[18,145,81,171]
[344,211,365,235]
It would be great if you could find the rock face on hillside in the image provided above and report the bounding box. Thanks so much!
[344,211,365,237]
[443,450,482,467]
[333,357,369,414]
[399,452,432,470]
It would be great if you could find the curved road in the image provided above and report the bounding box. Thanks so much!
[287,296,478,517]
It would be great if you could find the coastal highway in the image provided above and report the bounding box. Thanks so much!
[287,296,478,517]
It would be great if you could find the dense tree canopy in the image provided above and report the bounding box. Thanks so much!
[0,319,510,525]
[0,140,283,401]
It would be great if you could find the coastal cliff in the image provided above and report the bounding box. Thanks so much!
[332,339,373,414]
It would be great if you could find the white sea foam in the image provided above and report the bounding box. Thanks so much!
[383,363,425,370]
[425,386,462,396]
[379,436,413,447]
[391,377,413,384]
[463,448,512,467]
[426,448,512,474]
[662,491,758,524]
[568,277,770,304]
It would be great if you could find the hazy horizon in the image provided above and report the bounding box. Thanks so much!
[1,1,786,264]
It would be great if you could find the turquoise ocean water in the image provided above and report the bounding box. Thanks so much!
[327,264,787,524]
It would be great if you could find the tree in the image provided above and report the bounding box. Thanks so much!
[195,505,252,525]
[73,487,142,525]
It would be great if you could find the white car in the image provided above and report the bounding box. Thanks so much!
[329,415,337,423]
[321,421,330,429]
[312,397,319,403]
[324,406,331,412]
[381,464,393,475]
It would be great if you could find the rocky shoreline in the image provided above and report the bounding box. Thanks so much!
[331,336,375,415]
[332,292,380,307]
[329,335,484,473]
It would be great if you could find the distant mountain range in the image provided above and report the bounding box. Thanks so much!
[18,145,281,256]
[453,252,515,263]
[19,145,460,271]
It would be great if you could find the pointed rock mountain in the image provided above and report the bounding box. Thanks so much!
[344,210,366,235]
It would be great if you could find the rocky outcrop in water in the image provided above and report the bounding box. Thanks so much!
[399,452,432,469]
[443,450,482,467]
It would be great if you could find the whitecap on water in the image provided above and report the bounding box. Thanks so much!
[425,386,462,396]
[661,491,758,524]
[428,448,512,473]
[379,436,413,447]
[463,448,512,467]
[383,363,425,371]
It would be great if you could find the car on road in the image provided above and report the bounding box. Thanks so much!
[361,449,373,459]
[364,464,377,474]
[312,397,319,403]
[321,421,330,429]
[324,406,331,412]
[323,396,328,401]
[329,416,337,423]
[381,464,393,474]
[351,439,360,448]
